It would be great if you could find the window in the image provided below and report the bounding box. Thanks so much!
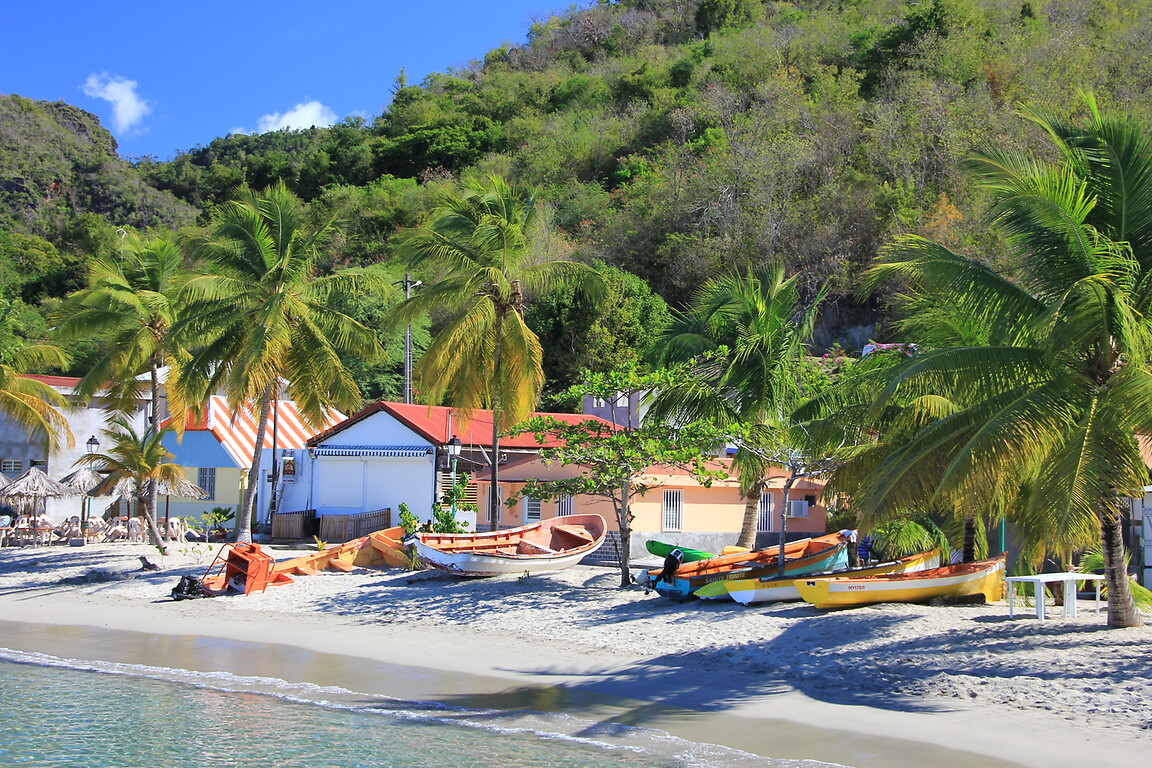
[30,459,46,469]
[756,494,774,532]
[662,489,683,532]
[523,496,541,521]
[198,468,216,501]
[787,499,809,519]
[1,460,21,473]
[556,495,574,517]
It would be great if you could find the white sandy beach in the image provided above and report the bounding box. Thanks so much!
[0,541,1148,768]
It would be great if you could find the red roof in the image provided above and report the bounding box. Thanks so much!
[23,374,83,388]
[307,401,615,450]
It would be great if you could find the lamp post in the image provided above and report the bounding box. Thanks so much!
[83,435,99,534]
[446,436,462,520]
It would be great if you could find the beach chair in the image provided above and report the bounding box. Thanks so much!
[85,517,108,542]
[103,517,128,542]
[127,517,146,542]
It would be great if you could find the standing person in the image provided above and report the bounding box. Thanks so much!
[858,534,873,565]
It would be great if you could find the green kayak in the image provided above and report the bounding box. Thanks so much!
[645,539,715,563]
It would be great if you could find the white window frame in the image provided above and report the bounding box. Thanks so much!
[523,496,542,522]
[1,459,22,473]
[198,467,217,501]
[556,495,574,517]
[662,489,683,532]
[756,493,774,532]
[787,499,809,519]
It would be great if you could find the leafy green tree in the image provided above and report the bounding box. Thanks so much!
[391,175,601,531]
[510,371,725,587]
[649,265,823,549]
[178,182,383,542]
[79,417,187,553]
[864,97,1152,627]
[526,262,671,407]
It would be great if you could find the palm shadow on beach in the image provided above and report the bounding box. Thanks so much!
[314,567,1150,738]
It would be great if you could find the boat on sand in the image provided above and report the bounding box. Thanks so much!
[795,554,1006,609]
[695,549,941,603]
[413,514,607,577]
[642,532,850,599]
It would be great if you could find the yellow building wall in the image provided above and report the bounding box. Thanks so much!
[481,480,826,535]
[160,467,245,524]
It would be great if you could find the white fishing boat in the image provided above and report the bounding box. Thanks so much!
[412,514,606,577]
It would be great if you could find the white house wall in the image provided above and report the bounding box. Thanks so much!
[312,455,434,518]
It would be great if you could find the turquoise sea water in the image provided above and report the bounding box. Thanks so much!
[0,649,834,768]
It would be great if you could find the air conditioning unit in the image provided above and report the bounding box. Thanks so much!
[786,499,809,519]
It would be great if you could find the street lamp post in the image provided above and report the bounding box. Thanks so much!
[83,435,99,534]
[446,436,463,519]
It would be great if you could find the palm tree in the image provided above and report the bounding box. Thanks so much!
[79,417,188,552]
[178,182,382,542]
[648,266,823,549]
[864,96,1151,627]
[0,328,71,449]
[392,175,600,531]
[55,232,188,528]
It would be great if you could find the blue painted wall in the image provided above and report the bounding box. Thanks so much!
[163,432,236,469]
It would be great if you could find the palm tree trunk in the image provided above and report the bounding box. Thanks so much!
[736,483,762,550]
[141,478,167,554]
[962,515,977,563]
[145,360,164,552]
[1100,507,1143,628]
[238,382,275,543]
[617,479,632,587]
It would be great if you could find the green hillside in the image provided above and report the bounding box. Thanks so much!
[4,0,1152,388]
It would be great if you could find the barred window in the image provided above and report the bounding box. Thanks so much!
[198,468,216,501]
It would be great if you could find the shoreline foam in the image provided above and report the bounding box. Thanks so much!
[0,542,1148,768]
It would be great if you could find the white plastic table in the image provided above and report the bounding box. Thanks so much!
[1005,573,1104,620]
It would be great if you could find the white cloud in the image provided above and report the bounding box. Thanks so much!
[256,100,337,133]
[82,73,151,133]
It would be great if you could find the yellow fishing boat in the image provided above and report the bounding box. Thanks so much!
[695,549,941,603]
[795,554,1006,609]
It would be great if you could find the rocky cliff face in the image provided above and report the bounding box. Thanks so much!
[0,94,196,235]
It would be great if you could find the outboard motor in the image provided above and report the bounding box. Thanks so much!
[657,548,685,584]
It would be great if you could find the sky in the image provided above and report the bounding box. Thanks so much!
[2,0,570,160]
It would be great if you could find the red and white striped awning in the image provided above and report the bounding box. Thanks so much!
[190,396,343,468]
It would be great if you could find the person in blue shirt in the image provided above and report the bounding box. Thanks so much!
[858,535,873,565]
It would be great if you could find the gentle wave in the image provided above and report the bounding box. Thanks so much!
[0,646,850,768]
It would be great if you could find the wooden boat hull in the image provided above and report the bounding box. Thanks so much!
[796,554,1006,609]
[647,533,849,599]
[414,514,606,577]
[697,549,942,603]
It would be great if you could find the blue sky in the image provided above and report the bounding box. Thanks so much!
[2,1,569,160]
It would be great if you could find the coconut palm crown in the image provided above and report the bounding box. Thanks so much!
[864,95,1151,627]
[391,175,601,530]
[177,182,382,541]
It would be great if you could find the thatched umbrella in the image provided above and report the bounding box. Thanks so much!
[0,467,81,545]
[58,466,110,537]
